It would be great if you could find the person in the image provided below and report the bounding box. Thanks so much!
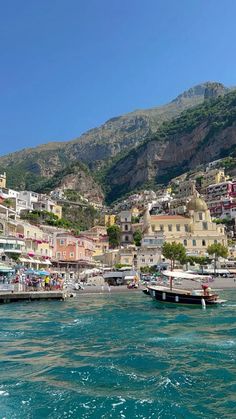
[202,284,210,296]
[44,276,50,290]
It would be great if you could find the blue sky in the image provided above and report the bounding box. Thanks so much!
[0,0,236,156]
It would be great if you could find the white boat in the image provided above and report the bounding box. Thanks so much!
[143,270,226,306]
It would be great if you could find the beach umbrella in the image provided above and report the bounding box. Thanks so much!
[38,270,50,276]
[25,268,37,275]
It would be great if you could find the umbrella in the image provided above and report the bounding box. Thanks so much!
[37,270,50,276]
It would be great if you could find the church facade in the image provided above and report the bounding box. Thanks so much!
[143,196,227,255]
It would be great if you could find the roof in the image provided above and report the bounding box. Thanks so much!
[150,215,187,220]
[187,196,208,212]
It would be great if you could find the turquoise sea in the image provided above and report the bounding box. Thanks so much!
[0,291,236,419]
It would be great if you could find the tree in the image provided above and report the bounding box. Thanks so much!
[162,242,186,270]
[133,229,142,247]
[207,243,228,275]
[107,225,121,248]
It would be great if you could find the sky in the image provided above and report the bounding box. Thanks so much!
[0,0,236,156]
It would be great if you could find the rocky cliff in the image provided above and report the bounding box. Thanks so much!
[104,90,236,202]
[0,81,234,205]
[0,82,225,191]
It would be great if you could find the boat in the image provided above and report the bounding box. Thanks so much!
[144,270,226,306]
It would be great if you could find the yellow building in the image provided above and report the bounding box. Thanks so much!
[16,222,53,266]
[131,207,140,218]
[52,204,62,219]
[201,169,227,190]
[143,196,227,255]
[0,172,6,189]
[104,214,116,227]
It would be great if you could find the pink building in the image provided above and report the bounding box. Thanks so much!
[54,233,95,264]
[206,180,236,218]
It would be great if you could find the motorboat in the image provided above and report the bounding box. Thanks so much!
[144,270,226,306]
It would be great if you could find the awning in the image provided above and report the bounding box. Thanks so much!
[40,260,52,265]
[19,257,31,263]
[124,275,136,280]
[0,264,14,273]
[163,270,210,280]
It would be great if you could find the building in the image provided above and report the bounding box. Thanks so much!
[18,191,39,210]
[201,169,227,190]
[136,233,164,269]
[53,233,95,267]
[205,180,236,218]
[103,214,116,227]
[0,173,6,189]
[119,211,133,245]
[175,179,197,199]
[33,195,62,219]
[143,196,227,255]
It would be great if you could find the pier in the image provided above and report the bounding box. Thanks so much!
[0,291,75,304]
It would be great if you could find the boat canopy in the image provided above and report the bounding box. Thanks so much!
[162,270,210,280]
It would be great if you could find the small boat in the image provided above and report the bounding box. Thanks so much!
[144,271,226,306]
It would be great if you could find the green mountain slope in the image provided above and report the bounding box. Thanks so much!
[104,90,236,203]
[0,82,225,191]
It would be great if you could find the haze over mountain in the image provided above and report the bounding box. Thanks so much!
[0,81,235,203]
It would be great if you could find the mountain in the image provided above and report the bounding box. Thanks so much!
[104,90,236,203]
[38,162,104,205]
[0,82,227,192]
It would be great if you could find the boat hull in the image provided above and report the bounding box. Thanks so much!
[147,286,221,306]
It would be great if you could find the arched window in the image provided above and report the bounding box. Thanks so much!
[183,239,187,246]
[202,240,206,246]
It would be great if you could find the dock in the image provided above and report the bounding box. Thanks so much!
[0,291,75,304]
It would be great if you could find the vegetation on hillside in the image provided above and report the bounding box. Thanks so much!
[104,90,236,202]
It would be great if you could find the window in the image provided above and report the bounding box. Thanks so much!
[60,239,65,245]
[125,235,129,242]
[214,240,217,244]
[184,224,189,232]
[63,251,66,256]
[183,239,187,246]
[125,217,127,222]
[199,213,203,220]
[202,240,206,246]
[176,225,180,232]
[168,225,172,232]
[125,224,128,231]
[150,259,153,263]
[56,252,61,258]
[160,225,164,232]
[142,259,145,263]
[203,222,208,230]
[192,239,196,246]
[152,225,155,232]
[70,252,74,257]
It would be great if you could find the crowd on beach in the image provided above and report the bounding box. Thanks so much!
[9,272,64,292]
[15,274,64,291]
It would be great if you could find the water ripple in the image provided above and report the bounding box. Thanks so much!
[0,292,236,418]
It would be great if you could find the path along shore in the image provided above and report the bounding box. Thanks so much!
[77,277,236,295]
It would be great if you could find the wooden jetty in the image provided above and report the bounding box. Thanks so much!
[0,291,75,304]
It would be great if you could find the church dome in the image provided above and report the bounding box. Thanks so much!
[187,196,208,212]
